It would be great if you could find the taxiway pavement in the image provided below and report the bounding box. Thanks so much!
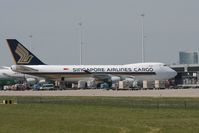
[1,89,199,97]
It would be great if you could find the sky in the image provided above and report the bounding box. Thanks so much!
[0,0,199,66]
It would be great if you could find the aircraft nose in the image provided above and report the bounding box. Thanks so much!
[168,68,177,79]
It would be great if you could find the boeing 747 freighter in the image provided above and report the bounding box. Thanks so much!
[6,39,177,83]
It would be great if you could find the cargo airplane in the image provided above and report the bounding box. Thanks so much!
[6,39,177,83]
[0,66,44,84]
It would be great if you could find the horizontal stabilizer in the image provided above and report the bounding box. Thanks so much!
[11,65,38,73]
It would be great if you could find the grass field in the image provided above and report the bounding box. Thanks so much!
[0,96,199,133]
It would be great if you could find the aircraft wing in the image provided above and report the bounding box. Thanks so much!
[2,73,13,78]
[0,66,10,69]
[83,70,112,81]
[13,66,113,82]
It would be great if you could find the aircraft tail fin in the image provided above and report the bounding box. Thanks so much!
[6,39,45,65]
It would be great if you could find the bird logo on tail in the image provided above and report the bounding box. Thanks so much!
[15,44,33,64]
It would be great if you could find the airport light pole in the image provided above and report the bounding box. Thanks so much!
[78,22,83,65]
[198,48,199,64]
[141,13,145,63]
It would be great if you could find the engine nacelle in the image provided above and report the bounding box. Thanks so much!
[26,78,37,84]
[111,76,121,83]
[39,79,47,83]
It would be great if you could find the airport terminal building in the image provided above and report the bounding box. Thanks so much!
[169,51,199,87]
[170,64,199,85]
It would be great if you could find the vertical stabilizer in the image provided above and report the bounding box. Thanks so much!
[6,39,45,65]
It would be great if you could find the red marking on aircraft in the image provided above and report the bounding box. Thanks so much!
[63,68,69,70]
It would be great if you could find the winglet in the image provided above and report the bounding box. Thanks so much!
[6,39,45,65]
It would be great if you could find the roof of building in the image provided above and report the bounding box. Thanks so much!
[169,64,199,72]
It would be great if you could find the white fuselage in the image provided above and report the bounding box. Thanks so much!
[11,63,177,82]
